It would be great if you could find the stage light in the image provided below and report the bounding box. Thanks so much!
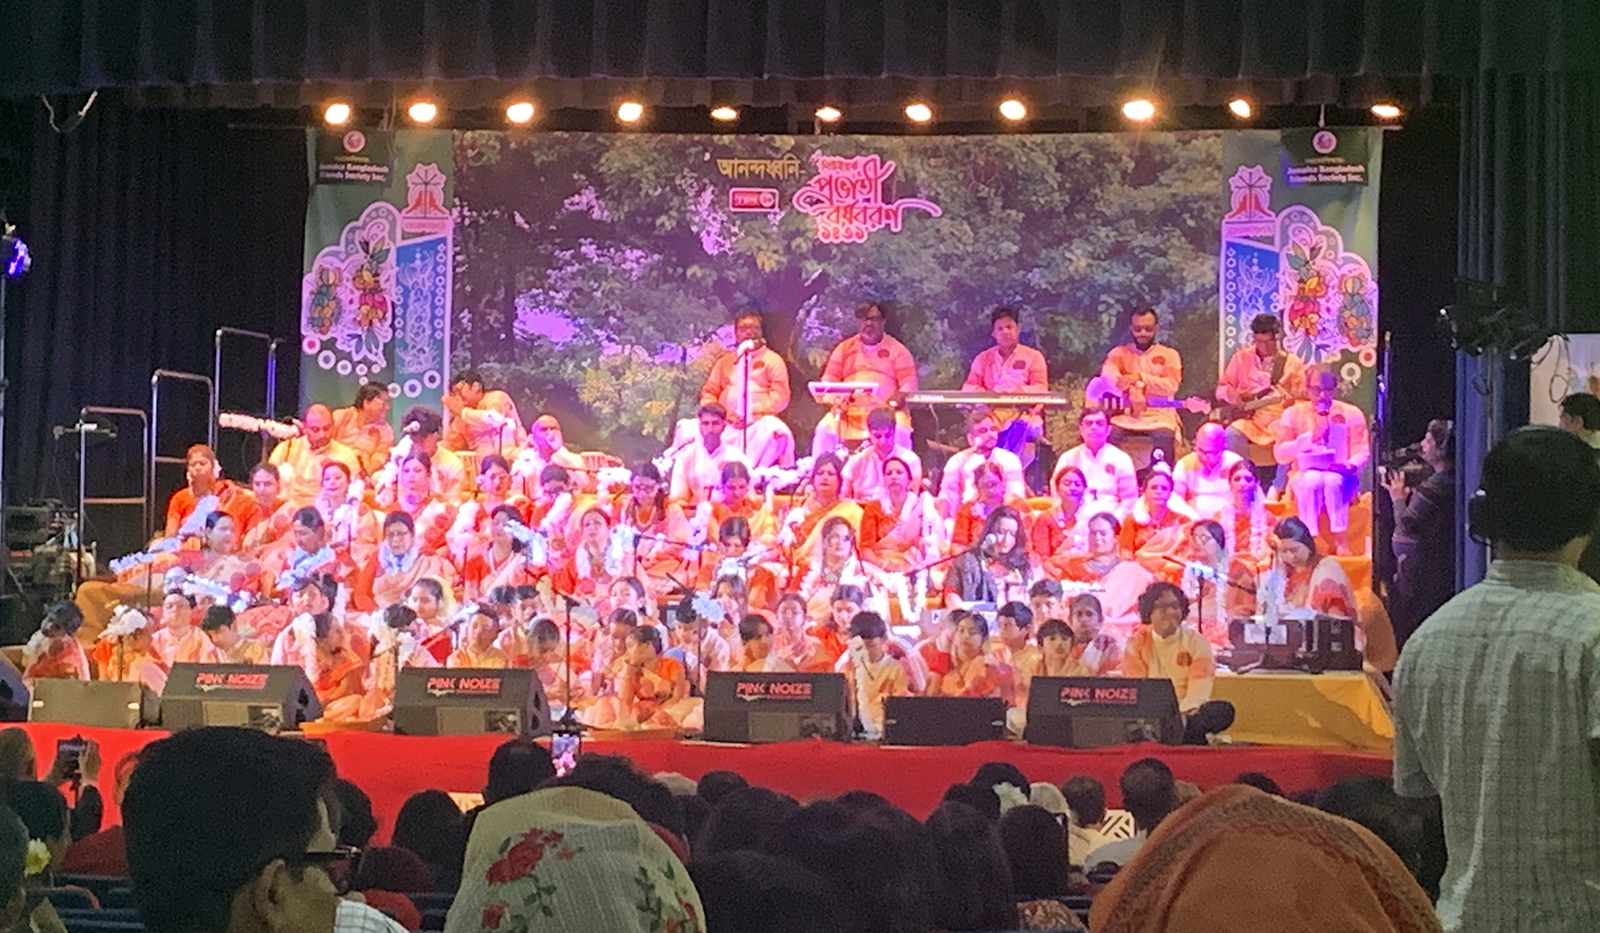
[1122,98,1156,122]
[905,102,933,123]
[815,105,843,124]
[505,100,536,125]
[407,100,439,124]
[998,99,1027,122]
[617,101,645,123]
[322,101,352,126]
[1371,102,1402,120]
[1228,98,1253,119]
[1,227,28,279]
[710,105,739,122]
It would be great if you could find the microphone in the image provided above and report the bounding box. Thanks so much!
[981,533,999,551]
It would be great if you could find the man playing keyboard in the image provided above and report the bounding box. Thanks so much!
[962,306,1050,458]
[811,301,919,459]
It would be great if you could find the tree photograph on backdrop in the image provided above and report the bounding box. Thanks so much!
[448,130,1225,462]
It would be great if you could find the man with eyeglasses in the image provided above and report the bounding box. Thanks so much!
[124,726,403,933]
[813,301,919,459]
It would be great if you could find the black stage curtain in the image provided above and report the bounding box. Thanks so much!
[2,0,1596,106]
[8,106,304,554]
[1454,69,1600,586]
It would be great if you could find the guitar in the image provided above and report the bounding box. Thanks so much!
[1211,388,1289,424]
[1084,376,1212,416]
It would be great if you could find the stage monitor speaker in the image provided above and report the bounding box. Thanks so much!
[393,669,550,737]
[30,680,159,729]
[1022,678,1183,748]
[161,665,323,733]
[882,696,1006,746]
[701,672,849,743]
[0,655,28,721]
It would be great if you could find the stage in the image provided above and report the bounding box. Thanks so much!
[17,722,1392,842]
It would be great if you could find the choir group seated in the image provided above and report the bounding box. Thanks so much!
[46,304,1388,736]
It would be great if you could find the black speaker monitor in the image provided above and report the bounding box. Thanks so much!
[702,672,849,743]
[31,680,159,729]
[161,664,323,732]
[393,669,550,737]
[881,696,1006,746]
[1023,677,1183,748]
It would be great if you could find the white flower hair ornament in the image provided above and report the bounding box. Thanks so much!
[24,839,50,877]
[690,594,726,624]
[100,606,150,641]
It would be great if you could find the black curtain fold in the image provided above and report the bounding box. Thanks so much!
[3,0,1596,104]
[6,107,304,552]
[1454,68,1600,585]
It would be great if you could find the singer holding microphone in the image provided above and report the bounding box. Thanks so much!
[1273,368,1370,555]
[696,310,795,469]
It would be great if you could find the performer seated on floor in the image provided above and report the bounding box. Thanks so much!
[1008,618,1092,732]
[1172,423,1243,522]
[331,382,395,476]
[268,403,363,508]
[1054,408,1138,512]
[364,511,457,612]
[1066,593,1123,676]
[164,444,254,540]
[447,607,508,669]
[951,462,1028,550]
[1099,307,1185,470]
[21,602,89,685]
[733,614,795,673]
[1121,582,1235,745]
[198,605,265,665]
[587,624,695,730]
[1180,520,1258,649]
[1119,466,1197,577]
[512,413,590,499]
[669,404,752,508]
[462,505,536,603]
[380,407,468,505]
[97,607,168,695]
[963,305,1049,460]
[1222,459,1273,571]
[1056,512,1153,637]
[1031,466,1089,579]
[151,591,209,667]
[797,516,876,622]
[813,302,918,459]
[858,455,943,576]
[937,412,1026,520]
[841,407,923,500]
[925,609,1008,698]
[780,454,863,572]
[842,611,911,739]
[448,455,531,565]
[587,607,638,700]
[442,367,526,458]
[1259,517,1358,621]
[944,506,1032,610]
[404,577,456,665]
[667,597,733,693]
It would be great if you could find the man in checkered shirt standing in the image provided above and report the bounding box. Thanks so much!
[1394,425,1600,932]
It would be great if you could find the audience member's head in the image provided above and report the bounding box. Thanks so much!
[1559,392,1600,433]
[834,790,895,813]
[1091,785,1441,933]
[391,789,466,887]
[1234,771,1283,796]
[972,761,1030,793]
[351,846,434,895]
[0,806,27,930]
[4,781,68,874]
[1121,758,1177,835]
[457,786,704,933]
[998,804,1071,898]
[690,851,856,933]
[0,730,35,783]
[123,727,340,933]
[765,800,936,933]
[1061,775,1107,828]
[484,738,556,805]
[695,769,750,806]
[695,786,801,858]
[544,754,684,843]
[330,779,377,849]
[940,782,1001,822]
[1469,424,1600,556]
[925,802,1019,932]
[1316,775,1437,898]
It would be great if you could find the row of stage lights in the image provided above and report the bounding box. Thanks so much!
[321,97,1405,128]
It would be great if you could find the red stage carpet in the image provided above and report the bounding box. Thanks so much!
[16,723,1391,841]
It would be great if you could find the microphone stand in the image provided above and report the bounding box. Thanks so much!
[558,594,580,730]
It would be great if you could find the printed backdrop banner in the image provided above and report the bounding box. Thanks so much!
[301,129,1380,459]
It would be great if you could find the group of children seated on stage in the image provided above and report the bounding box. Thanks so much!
[34,375,1374,734]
